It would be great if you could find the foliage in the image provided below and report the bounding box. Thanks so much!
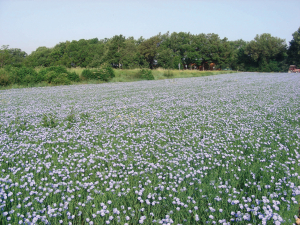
[38,66,79,84]
[24,46,51,67]
[0,45,27,68]
[244,33,287,69]
[2,29,300,75]
[67,71,80,82]
[157,48,174,69]
[119,38,144,69]
[0,69,11,86]
[81,69,94,80]
[287,27,300,67]
[14,66,39,85]
[139,68,154,80]
[138,36,160,69]
[104,35,126,68]
[46,71,71,85]
[81,65,115,81]
[163,70,174,78]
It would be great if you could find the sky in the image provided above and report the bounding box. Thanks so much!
[0,0,300,54]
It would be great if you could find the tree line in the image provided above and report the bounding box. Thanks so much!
[1,28,300,72]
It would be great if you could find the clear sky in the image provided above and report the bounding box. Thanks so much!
[1,0,299,54]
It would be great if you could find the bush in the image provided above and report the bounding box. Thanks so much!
[139,69,154,80]
[22,74,36,85]
[46,65,68,74]
[15,67,38,85]
[39,66,78,83]
[45,71,71,85]
[0,69,11,86]
[163,70,174,78]
[95,67,114,81]
[52,73,71,85]
[81,66,115,82]
[45,71,57,83]
[105,67,115,79]
[81,69,95,80]
[67,71,80,82]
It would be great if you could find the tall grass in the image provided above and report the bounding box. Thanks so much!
[112,69,236,83]
[0,68,236,90]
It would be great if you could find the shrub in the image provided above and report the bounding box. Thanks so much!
[39,66,78,83]
[81,69,95,80]
[52,73,71,85]
[105,66,115,79]
[81,66,115,82]
[45,71,70,85]
[46,65,68,74]
[139,69,154,80]
[163,70,174,78]
[16,67,38,85]
[45,71,57,83]
[38,68,50,81]
[22,74,36,85]
[0,69,11,86]
[67,71,80,82]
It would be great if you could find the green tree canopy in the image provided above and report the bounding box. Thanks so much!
[105,35,126,68]
[287,27,300,67]
[3,30,294,72]
[0,45,27,67]
[118,37,144,69]
[138,36,160,69]
[24,46,51,67]
[0,45,10,68]
[244,33,287,70]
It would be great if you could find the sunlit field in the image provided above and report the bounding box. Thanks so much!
[0,72,299,225]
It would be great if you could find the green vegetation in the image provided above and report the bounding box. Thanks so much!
[0,68,235,89]
[139,69,155,80]
[1,27,300,88]
[287,27,300,68]
[0,65,80,87]
[81,65,115,81]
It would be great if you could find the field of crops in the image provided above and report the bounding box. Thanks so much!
[0,72,299,224]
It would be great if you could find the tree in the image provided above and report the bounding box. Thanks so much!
[23,46,51,67]
[0,45,10,67]
[287,27,300,67]
[169,32,191,58]
[138,36,160,69]
[218,37,235,69]
[77,39,91,67]
[156,32,176,69]
[48,42,66,66]
[244,33,287,71]
[0,45,27,67]
[190,33,226,69]
[64,40,80,68]
[105,35,126,68]
[228,39,248,70]
[118,37,142,69]
[157,48,174,69]
[88,43,106,68]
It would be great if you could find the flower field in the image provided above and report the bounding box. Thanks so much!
[0,72,299,224]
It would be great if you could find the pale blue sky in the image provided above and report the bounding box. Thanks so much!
[1,0,299,54]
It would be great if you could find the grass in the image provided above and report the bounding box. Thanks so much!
[112,69,236,83]
[0,68,237,90]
